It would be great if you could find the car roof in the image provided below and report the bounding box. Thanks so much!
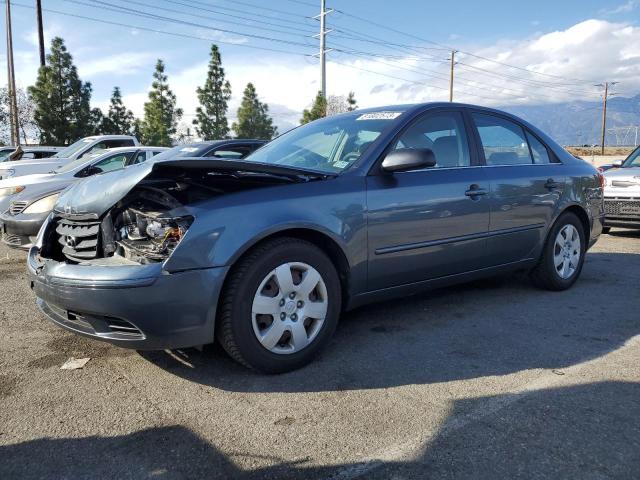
[91,146,168,154]
[84,135,136,140]
[179,139,267,148]
[21,146,64,152]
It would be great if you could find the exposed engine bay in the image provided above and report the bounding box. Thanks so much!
[41,163,323,265]
[113,186,193,264]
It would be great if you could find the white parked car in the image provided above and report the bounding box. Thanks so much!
[603,146,640,232]
[0,135,139,180]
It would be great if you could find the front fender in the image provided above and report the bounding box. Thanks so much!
[163,177,368,277]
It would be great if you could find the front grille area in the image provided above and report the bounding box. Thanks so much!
[604,197,640,217]
[56,217,101,262]
[9,201,28,216]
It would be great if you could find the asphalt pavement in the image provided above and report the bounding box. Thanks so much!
[0,230,639,479]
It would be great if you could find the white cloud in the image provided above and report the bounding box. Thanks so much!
[601,1,639,15]
[79,52,159,77]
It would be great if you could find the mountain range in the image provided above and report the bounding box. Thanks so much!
[502,93,640,146]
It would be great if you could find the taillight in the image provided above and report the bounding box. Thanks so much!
[597,172,605,188]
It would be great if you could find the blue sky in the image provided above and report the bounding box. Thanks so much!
[2,0,639,133]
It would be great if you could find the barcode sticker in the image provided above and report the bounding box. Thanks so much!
[356,112,402,121]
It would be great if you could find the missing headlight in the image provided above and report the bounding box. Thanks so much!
[116,206,193,263]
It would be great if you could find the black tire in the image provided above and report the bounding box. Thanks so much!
[217,237,342,373]
[602,227,611,234]
[530,212,586,291]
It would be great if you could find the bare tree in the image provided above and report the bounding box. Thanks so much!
[1,86,40,144]
[326,92,358,116]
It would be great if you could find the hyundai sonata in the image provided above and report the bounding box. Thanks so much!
[28,103,605,373]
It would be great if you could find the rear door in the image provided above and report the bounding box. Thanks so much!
[470,111,565,263]
[366,109,491,291]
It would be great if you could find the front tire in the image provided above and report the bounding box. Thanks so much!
[217,237,341,373]
[530,212,586,291]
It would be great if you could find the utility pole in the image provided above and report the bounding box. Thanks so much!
[596,81,618,155]
[449,50,456,102]
[36,0,45,67]
[5,0,20,146]
[313,0,332,99]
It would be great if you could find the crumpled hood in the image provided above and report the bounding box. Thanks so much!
[55,161,156,216]
[603,166,640,197]
[54,158,330,217]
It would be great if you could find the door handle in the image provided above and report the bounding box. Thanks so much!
[465,185,488,197]
[544,178,560,190]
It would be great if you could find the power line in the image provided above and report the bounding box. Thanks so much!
[332,7,602,86]
[330,59,513,103]
[77,0,317,50]
[97,0,314,40]
[159,0,318,35]
[9,1,314,56]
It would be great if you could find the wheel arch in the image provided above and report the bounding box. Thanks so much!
[559,204,591,240]
[221,227,352,307]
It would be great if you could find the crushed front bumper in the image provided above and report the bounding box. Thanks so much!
[28,246,229,350]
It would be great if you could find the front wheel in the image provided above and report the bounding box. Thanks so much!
[217,237,341,373]
[530,212,586,291]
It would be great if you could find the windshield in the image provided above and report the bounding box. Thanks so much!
[0,149,14,162]
[53,138,95,158]
[151,144,214,162]
[53,151,104,174]
[622,146,640,168]
[244,111,405,173]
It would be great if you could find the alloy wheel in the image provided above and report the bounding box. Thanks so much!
[553,224,581,279]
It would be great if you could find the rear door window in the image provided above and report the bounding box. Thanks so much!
[472,113,533,165]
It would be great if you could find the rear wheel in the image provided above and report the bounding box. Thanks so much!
[530,212,586,291]
[217,237,341,373]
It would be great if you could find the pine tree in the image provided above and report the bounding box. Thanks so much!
[28,37,94,144]
[300,91,327,124]
[102,87,135,135]
[232,83,277,140]
[89,108,104,135]
[193,44,232,139]
[141,60,183,147]
[346,91,357,111]
[132,118,144,143]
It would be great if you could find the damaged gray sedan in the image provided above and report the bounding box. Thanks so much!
[28,103,605,373]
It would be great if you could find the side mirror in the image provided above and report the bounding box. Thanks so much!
[76,166,102,178]
[381,148,436,173]
[613,160,623,167]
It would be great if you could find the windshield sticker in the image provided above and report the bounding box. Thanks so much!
[356,112,402,121]
[180,147,199,153]
[334,160,349,169]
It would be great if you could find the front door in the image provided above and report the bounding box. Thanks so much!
[366,110,491,291]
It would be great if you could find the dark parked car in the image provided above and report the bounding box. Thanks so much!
[28,103,604,373]
[150,139,268,162]
[0,146,63,162]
